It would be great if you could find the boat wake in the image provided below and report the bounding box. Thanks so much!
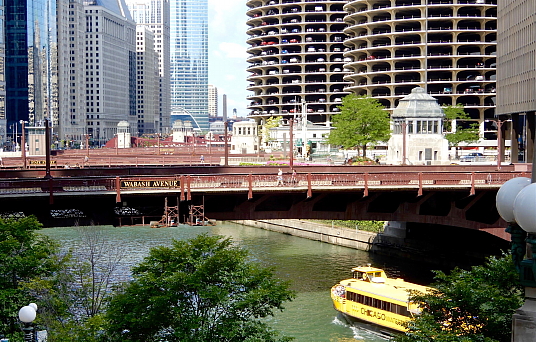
[332,316,392,341]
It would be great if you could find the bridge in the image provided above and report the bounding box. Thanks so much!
[0,164,528,240]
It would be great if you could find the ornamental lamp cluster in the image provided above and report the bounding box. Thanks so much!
[496,177,536,286]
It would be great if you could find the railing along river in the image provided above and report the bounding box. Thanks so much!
[0,171,527,200]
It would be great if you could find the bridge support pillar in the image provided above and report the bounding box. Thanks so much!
[383,221,407,239]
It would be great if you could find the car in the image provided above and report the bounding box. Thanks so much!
[460,152,484,162]
[289,39,299,43]
[333,57,342,62]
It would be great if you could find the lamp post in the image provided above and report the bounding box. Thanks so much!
[486,119,511,170]
[19,303,37,342]
[496,159,536,340]
[19,120,27,169]
[44,119,52,179]
[85,134,90,157]
[224,121,229,166]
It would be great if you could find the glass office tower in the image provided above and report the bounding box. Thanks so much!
[170,0,209,131]
[5,0,58,146]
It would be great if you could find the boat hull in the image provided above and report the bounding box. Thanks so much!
[331,288,409,333]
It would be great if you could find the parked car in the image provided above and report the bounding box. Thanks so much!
[460,152,484,162]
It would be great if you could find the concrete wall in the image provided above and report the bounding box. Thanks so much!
[234,219,377,251]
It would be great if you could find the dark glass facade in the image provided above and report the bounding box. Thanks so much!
[170,0,208,131]
[5,0,58,139]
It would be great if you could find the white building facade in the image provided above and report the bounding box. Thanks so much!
[125,0,171,133]
[231,121,258,154]
[208,85,218,118]
[81,0,138,146]
[135,27,159,134]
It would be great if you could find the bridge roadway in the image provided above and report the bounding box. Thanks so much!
[0,164,528,239]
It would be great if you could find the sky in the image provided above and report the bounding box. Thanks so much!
[208,0,251,118]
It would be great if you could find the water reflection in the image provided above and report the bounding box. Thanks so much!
[40,222,426,341]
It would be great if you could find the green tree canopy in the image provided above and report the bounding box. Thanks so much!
[104,234,295,342]
[327,94,391,156]
[261,116,282,146]
[443,104,480,148]
[0,217,61,338]
[394,254,522,342]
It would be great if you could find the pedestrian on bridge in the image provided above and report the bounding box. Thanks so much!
[277,168,284,186]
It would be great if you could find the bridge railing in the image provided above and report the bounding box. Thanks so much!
[0,171,528,196]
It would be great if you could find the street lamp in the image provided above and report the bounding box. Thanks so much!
[486,119,511,170]
[19,120,27,169]
[496,174,536,341]
[19,303,37,342]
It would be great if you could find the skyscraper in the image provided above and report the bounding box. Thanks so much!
[5,0,59,148]
[208,84,218,118]
[125,0,171,134]
[170,0,209,131]
[497,0,536,163]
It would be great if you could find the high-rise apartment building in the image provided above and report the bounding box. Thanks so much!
[497,0,536,162]
[208,85,218,117]
[342,0,497,139]
[246,0,351,126]
[125,0,171,133]
[135,27,160,134]
[170,0,209,131]
[4,0,59,147]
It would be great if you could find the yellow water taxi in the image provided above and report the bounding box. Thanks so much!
[331,265,433,333]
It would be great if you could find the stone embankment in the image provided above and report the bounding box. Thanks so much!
[233,219,377,251]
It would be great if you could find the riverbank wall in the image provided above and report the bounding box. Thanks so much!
[233,219,377,251]
[233,219,509,268]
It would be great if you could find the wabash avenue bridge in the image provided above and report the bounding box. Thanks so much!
[0,164,528,241]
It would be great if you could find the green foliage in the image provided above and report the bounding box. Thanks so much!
[394,254,523,342]
[0,217,60,338]
[261,116,282,145]
[443,104,480,147]
[27,226,125,342]
[311,220,385,233]
[327,94,391,155]
[104,234,295,342]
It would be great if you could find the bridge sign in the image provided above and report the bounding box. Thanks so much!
[121,180,180,188]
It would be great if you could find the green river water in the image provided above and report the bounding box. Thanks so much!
[40,222,433,342]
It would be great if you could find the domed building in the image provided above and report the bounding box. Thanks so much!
[387,87,448,165]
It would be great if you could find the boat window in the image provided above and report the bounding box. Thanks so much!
[353,271,364,279]
[345,290,411,317]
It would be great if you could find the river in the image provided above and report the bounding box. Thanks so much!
[40,222,434,342]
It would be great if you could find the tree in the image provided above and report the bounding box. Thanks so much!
[0,217,61,339]
[394,254,523,342]
[443,104,480,157]
[260,116,282,148]
[104,234,295,342]
[327,94,391,157]
[26,226,126,342]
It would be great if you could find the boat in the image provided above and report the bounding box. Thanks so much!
[331,265,433,334]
